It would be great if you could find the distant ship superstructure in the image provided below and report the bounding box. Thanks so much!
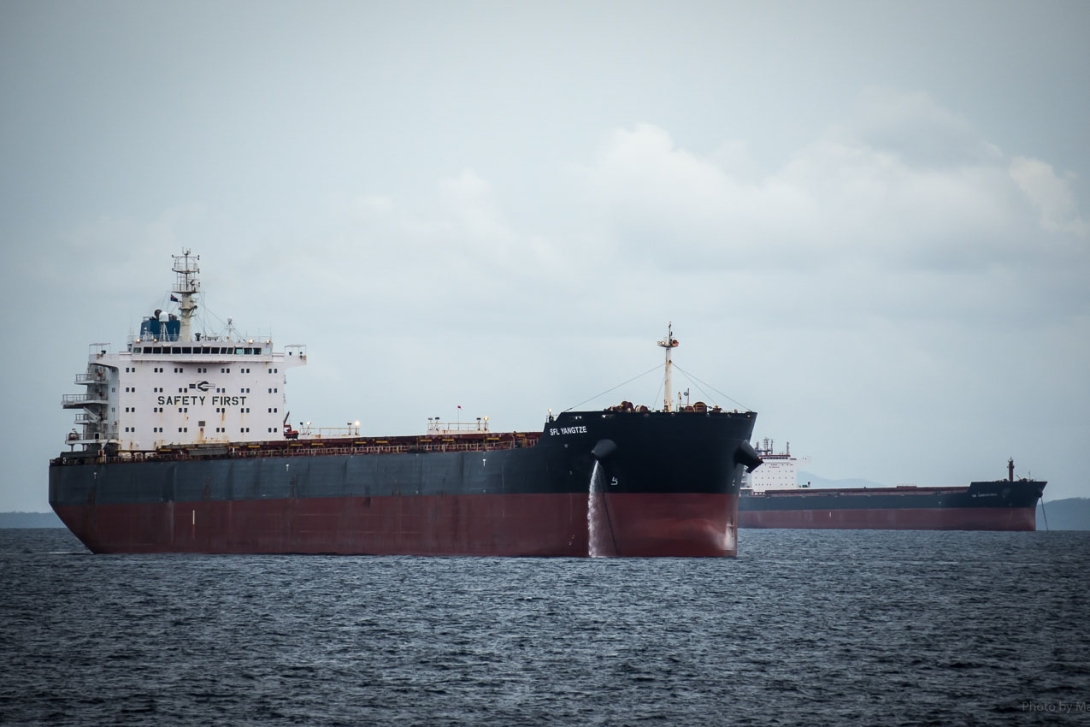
[740,439,811,492]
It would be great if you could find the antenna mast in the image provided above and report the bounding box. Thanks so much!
[172,249,200,342]
[657,322,679,412]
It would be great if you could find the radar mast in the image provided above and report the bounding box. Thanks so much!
[172,249,200,342]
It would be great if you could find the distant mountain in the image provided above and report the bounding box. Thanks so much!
[1037,498,1090,531]
[797,472,886,490]
[0,512,64,528]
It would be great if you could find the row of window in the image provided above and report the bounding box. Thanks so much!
[126,364,280,374]
[126,425,259,434]
[125,367,271,376]
[124,385,274,394]
[118,406,274,414]
[132,346,267,355]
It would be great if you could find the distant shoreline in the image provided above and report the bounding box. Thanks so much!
[0,512,64,529]
[1037,498,1090,532]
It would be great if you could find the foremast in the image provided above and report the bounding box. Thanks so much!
[657,322,679,412]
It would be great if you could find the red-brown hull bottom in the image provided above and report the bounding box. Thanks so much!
[596,493,737,557]
[738,507,1037,531]
[53,492,739,557]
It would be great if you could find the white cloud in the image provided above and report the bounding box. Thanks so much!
[571,91,1086,279]
[846,88,1004,168]
[27,92,1087,345]
[1009,156,1089,236]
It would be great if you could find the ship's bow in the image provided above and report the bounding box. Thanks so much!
[556,409,758,557]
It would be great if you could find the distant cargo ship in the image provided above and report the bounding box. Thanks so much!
[739,440,1045,531]
[49,251,763,556]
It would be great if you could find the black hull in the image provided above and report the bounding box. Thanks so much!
[739,479,1046,531]
[50,410,758,555]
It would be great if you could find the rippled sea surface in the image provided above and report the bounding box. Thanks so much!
[2,528,1088,726]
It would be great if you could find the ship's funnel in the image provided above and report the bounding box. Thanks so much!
[735,441,763,472]
[591,439,617,461]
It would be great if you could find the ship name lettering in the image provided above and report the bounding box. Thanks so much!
[549,426,588,436]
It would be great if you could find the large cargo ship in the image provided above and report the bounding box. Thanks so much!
[739,440,1045,531]
[49,251,762,556]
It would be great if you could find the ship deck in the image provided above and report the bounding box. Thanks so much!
[52,430,544,467]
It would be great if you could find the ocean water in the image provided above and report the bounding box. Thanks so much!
[2,529,1088,726]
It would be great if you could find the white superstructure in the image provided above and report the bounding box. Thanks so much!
[741,438,812,491]
[62,250,306,454]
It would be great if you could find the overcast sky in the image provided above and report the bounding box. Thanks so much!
[2,1,1087,511]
